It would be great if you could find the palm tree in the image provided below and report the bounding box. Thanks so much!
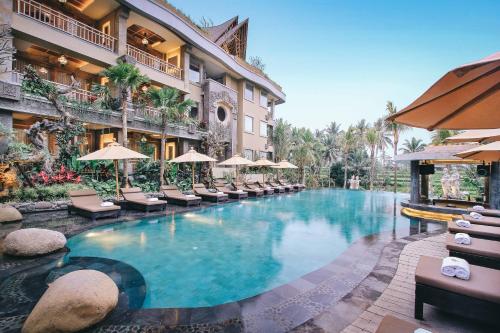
[341,126,356,189]
[272,118,292,162]
[149,86,195,185]
[365,127,378,190]
[431,129,460,145]
[101,61,149,184]
[291,128,318,184]
[384,101,409,193]
[400,137,426,154]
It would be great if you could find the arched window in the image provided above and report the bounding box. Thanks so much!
[217,107,227,122]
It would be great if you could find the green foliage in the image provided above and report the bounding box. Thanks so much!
[84,178,117,199]
[400,137,426,154]
[12,183,88,202]
[21,66,58,97]
[131,160,161,192]
[5,142,34,160]
[165,163,192,191]
[90,84,120,111]
[55,123,85,168]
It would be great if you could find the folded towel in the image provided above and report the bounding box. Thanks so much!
[470,212,483,219]
[455,219,471,228]
[186,194,196,198]
[414,329,432,333]
[237,189,244,193]
[454,233,471,245]
[100,202,113,207]
[147,197,159,202]
[217,191,224,195]
[441,257,470,280]
[266,187,272,190]
[472,205,485,211]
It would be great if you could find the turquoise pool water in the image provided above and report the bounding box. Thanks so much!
[66,189,411,308]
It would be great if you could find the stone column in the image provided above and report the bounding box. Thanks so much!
[490,162,500,209]
[182,48,190,91]
[420,174,429,202]
[0,0,15,82]
[410,160,420,204]
[116,7,129,57]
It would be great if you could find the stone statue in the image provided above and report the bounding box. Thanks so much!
[348,175,355,189]
[450,166,461,199]
[355,175,360,190]
[440,167,451,198]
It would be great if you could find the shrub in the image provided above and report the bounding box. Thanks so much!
[11,183,89,202]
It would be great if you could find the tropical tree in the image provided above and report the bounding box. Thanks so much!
[291,128,319,184]
[400,137,426,154]
[272,118,292,162]
[340,126,357,188]
[431,129,460,145]
[365,127,378,190]
[101,60,149,185]
[321,121,341,167]
[148,86,195,185]
[384,101,409,193]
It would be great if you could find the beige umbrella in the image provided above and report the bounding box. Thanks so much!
[251,158,277,184]
[78,141,150,200]
[387,52,500,130]
[455,141,500,161]
[446,129,500,144]
[271,160,298,182]
[218,154,254,183]
[170,147,216,191]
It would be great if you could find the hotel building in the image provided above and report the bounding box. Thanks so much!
[0,0,285,162]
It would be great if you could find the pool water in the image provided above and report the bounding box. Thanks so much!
[66,189,411,308]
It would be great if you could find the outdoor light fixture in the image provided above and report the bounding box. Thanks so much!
[141,85,148,92]
[142,34,149,46]
[58,55,68,66]
[59,0,67,3]
[39,67,48,74]
[140,135,148,143]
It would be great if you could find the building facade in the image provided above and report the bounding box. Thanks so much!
[0,0,285,162]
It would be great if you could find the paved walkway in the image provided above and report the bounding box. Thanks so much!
[341,233,493,333]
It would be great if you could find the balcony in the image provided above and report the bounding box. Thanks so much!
[126,44,182,80]
[15,0,116,53]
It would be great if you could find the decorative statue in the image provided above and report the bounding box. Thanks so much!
[440,166,451,198]
[348,175,355,189]
[450,166,461,199]
[355,175,360,190]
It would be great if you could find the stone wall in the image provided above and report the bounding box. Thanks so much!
[12,200,70,213]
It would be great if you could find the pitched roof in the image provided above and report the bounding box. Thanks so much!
[394,144,479,162]
[205,17,239,43]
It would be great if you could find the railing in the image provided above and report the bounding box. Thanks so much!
[16,0,116,52]
[126,44,182,80]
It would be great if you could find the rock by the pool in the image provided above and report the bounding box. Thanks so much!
[3,228,66,256]
[22,270,119,333]
[0,205,22,223]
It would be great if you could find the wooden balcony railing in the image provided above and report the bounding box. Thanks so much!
[126,44,182,80]
[16,0,116,52]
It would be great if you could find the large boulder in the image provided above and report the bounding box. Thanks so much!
[22,270,119,333]
[0,205,22,223]
[3,228,66,256]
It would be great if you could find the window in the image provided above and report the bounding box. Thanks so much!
[217,107,226,122]
[244,115,254,133]
[245,82,254,101]
[260,90,268,107]
[189,63,200,83]
[259,151,267,159]
[190,103,199,119]
[260,121,268,137]
[244,149,254,161]
[102,21,111,35]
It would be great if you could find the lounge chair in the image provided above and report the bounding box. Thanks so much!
[375,315,432,333]
[265,181,285,193]
[415,255,500,325]
[246,181,274,195]
[232,182,264,197]
[467,207,500,218]
[446,234,500,269]
[276,179,295,192]
[255,181,281,194]
[160,185,201,206]
[448,221,500,241]
[68,189,121,221]
[120,187,167,212]
[269,181,291,192]
[214,182,248,200]
[461,214,500,227]
[279,179,305,191]
[193,183,228,203]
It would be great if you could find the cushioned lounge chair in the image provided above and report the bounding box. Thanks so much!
[246,181,274,195]
[68,189,121,221]
[232,182,263,197]
[448,221,500,241]
[415,255,500,325]
[120,187,167,212]
[375,315,432,333]
[467,207,500,218]
[214,183,248,200]
[276,179,295,192]
[265,181,285,193]
[255,181,281,194]
[462,214,500,227]
[160,185,201,206]
[445,234,500,269]
[279,179,305,191]
[193,183,228,203]
[269,181,290,193]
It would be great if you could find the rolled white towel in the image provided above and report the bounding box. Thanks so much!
[186,194,196,198]
[455,219,471,228]
[217,191,224,195]
[414,329,433,333]
[237,189,244,193]
[441,257,470,280]
[266,187,272,190]
[147,197,159,202]
[472,205,485,211]
[100,202,113,207]
[454,233,471,245]
[470,212,483,219]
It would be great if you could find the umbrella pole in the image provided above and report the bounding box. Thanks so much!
[192,161,195,191]
[114,159,119,201]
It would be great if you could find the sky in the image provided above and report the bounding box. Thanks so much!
[169,0,500,144]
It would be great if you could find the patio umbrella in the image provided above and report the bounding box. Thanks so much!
[78,141,150,200]
[218,154,254,183]
[170,147,216,191]
[251,158,277,184]
[272,160,298,182]
[387,52,500,130]
[446,129,500,144]
[455,141,500,161]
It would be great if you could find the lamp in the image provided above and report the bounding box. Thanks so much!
[141,33,149,46]
[140,135,147,143]
[58,55,68,66]
[39,67,48,74]
[141,85,148,93]
[59,0,67,3]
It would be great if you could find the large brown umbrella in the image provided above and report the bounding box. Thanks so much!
[218,154,254,183]
[446,129,500,144]
[251,158,277,184]
[272,160,298,182]
[170,148,216,191]
[78,141,150,199]
[455,141,500,161]
[387,52,500,130]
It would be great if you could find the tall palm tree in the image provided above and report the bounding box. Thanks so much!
[101,61,149,184]
[430,129,460,145]
[384,101,409,193]
[365,127,378,190]
[291,128,318,184]
[149,87,195,185]
[272,118,292,162]
[341,126,356,189]
[400,137,426,154]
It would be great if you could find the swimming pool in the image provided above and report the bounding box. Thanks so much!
[66,189,411,308]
